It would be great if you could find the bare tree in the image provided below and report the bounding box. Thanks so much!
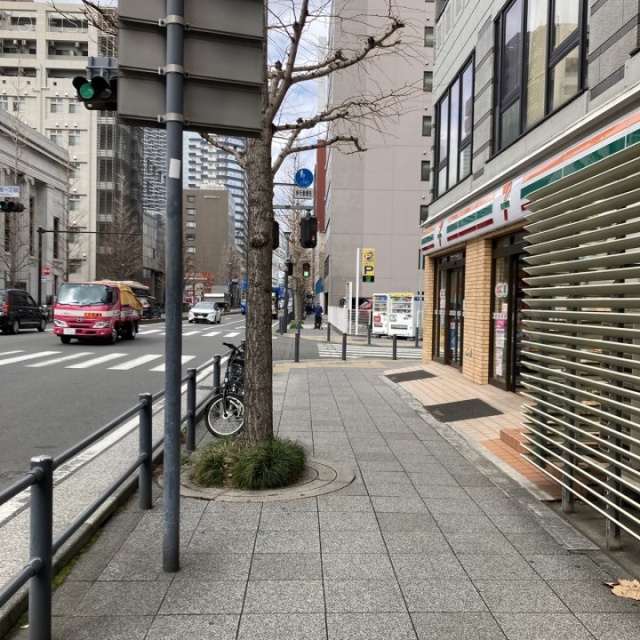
[72,0,421,445]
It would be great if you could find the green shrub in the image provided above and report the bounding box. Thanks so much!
[233,438,307,490]
[191,438,241,487]
[190,437,307,490]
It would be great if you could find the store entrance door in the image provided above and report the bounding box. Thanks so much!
[491,234,525,391]
[433,251,465,369]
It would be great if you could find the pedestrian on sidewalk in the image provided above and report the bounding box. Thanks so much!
[305,302,313,318]
[313,302,323,329]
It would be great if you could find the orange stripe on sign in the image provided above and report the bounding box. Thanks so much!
[448,193,494,223]
[523,111,640,183]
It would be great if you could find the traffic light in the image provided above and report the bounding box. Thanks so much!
[302,262,311,278]
[286,260,294,276]
[0,200,25,213]
[300,215,318,249]
[72,75,118,110]
[272,219,280,250]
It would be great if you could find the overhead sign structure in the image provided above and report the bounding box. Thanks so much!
[295,168,314,188]
[294,188,313,199]
[362,248,376,283]
[118,0,264,136]
[0,186,20,198]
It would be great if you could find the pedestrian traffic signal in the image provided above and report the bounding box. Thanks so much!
[0,200,25,212]
[72,75,118,110]
[286,260,294,276]
[300,215,318,249]
[272,219,280,250]
[302,262,311,278]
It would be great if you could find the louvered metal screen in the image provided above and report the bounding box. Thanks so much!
[521,143,640,549]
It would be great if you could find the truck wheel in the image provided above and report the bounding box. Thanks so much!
[60,336,71,344]
[107,329,117,345]
[124,323,135,340]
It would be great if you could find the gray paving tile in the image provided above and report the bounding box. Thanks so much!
[548,580,640,613]
[238,613,326,639]
[195,510,261,530]
[431,513,501,534]
[145,615,239,639]
[505,532,571,557]
[321,529,387,553]
[382,531,450,554]
[259,511,319,530]
[401,578,487,613]
[54,615,154,640]
[324,579,407,613]
[489,514,545,534]
[376,512,438,532]
[319,511,380,531]
[327,613,417,640]
[250,553,322,580]
[187,529,257,554]
[255,529,320,553]
[445,532,518,555]
[527,554,616,581]
[361,471,413,485]
[414,485,470,500]
[371,496,429,513]
[96,548,169,581]
[492,613,595,640]
[203,502,262,514]
[453,474,498,487]
[357,460,405,472]
[323,553,395,580]
[407,471,457,487]
[159,580,246,615]
[75,582,170,616]
[317,495,373,512]
[411,612,507,639]
[174,553,253,581]
[577,612,640,639]
[391,552,466,580]
[260,497,318,511]
[364,482,422,498]
[457,553,539,580]
[244,580,324,613]
[474,579,569,613]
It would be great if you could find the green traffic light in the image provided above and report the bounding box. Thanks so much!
[78,83,95,100]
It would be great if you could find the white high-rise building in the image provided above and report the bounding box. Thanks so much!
[183,132,248,256]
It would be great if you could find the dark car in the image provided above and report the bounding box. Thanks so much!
[0,289,47,334]
[138,295,162,320]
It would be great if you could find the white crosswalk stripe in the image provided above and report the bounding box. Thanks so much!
[223,331,241,338]
[0,351,60,365]
[149,355,196,372]
[27,352,94,367]
[66,353,128,369]
[181,331,201,336]
[201,331,221,337]
[108,354,164,370]
[0,350,23,357]
[137,328,163,335]
[317,344,422,360]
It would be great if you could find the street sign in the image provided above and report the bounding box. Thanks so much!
[294,188,313,199]
[41,265,52,277]
[361,248,376,283]
[294,168,314,188]
[0,186,20,198]
[118,0,264,135]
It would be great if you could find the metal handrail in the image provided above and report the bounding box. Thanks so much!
[0,352,221,640]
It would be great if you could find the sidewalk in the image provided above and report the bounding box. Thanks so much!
[6,349,640,639]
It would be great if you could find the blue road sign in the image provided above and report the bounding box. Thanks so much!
[295,168,314,188]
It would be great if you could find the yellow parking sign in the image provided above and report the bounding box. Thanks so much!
[361,248,376,283]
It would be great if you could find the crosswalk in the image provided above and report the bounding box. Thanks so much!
[317,343,422,360]
[0,328,244,372]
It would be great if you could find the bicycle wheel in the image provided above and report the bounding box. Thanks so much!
[205,393,245,437]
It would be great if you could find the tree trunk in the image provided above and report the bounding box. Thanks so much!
[243,135,275,445]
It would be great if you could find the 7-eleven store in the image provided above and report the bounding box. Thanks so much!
[421,107,640,547]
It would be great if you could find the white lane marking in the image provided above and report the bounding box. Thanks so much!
[181,331,201,336]
[149,355,196,372]
[27,352,95,367]
[0,351,60,365]
[137,329,163,335]
[0,350,23,356]
[66,353,128,369]
[201,331,221,337]
[223,331,241,338]
[108,354,164,370]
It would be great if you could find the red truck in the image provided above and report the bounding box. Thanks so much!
[52,280,143,344]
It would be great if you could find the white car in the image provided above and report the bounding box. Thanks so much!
[188,301,221,324]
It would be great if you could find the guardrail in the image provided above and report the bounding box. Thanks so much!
[0,353,226,640]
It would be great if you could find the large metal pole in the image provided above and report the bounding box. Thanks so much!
[282,233,291,333]
[163,0,184,573]
[37,227,44,306]
[354,248,360,336]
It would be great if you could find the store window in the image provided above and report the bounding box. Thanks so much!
[433,251,465,368]
[434,57,474,197]
[494,0,586,151]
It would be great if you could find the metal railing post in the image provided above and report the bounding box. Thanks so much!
[294,326,300,362]
[186,369,196,452]
[342,333,347,361]
[213,354,221,392]
[139,393,153,510]
[29,456,53,640]
[392,334,398,360]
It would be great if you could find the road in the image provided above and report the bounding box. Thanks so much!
[0,315,246,487]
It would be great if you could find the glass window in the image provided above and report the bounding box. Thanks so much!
[186,208,196,216]
[494,0,585,151]
[423,71,433,92]
[50,99,64,113]
[421,161,431,181]
[422,115,432,137]
[68,100,80,114]
[424,26,434,48]
[420,205,429,224]
[49,129,64,145]
[186,246,196,253]
[68,131,80,146]
[186,195,196,203]
[185,220,196,228]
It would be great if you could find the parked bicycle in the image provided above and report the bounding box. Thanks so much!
[205,341,245,437]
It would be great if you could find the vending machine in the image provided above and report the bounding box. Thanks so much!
[387,292,416,338]
[371,293,390,336]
